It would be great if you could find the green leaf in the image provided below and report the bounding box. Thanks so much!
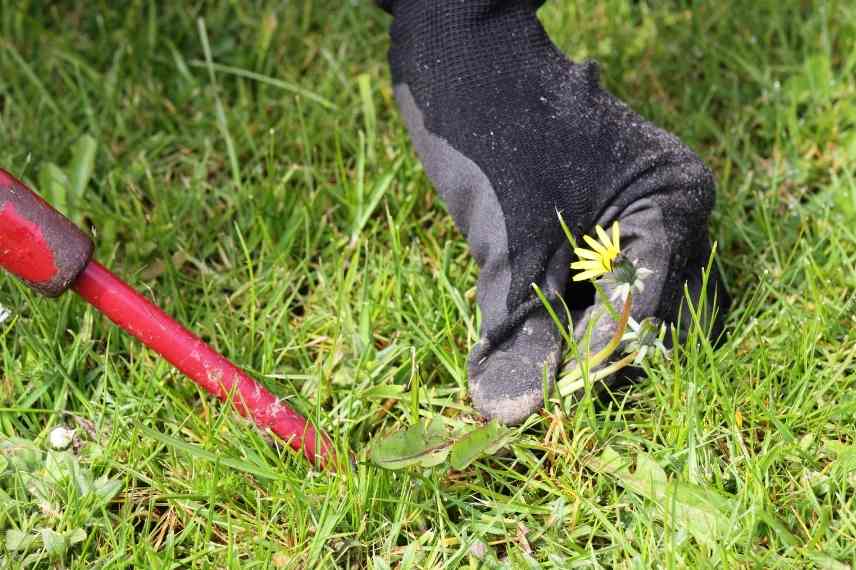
[138,425,286,480]
[92,476,122,504]
[824,441,856,476]
[400,540,423,570]
[361,384,407,401]
[371,556,392,570]
[5,529,35,552]
[40,528,66,557]
[68,134,97,218]
[0,489,14,507]
[370,417,450,470]
[353,159,401,241]
[23,475,54,511]
[65,528,87,546]
[449,420,513,471]
[37,162,70,215]
[357,73,377,163]
[504,547,541,570]
[589,446,798,548]
[589,446,732,547]
[0,438,43,472]
[43,451,79,486]
[808,552,851,570]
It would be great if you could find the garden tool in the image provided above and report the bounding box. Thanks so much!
[0,168,334,468]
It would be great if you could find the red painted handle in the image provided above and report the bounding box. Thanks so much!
[0,169,93,297]
[73,261,334,467]
[0,167,337,468]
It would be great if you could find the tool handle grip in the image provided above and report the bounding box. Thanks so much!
[0,168,93,297]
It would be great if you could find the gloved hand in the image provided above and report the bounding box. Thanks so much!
[379,0,731,424]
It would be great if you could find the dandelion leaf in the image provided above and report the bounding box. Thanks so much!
[449,420,513,471]
[371,416,450,470]
[589,446,731,547]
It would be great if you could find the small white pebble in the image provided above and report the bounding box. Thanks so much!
[48,427,75,450]
[0,305,11,325]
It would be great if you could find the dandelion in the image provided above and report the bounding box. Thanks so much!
[554,218,667,402]
[604,257,653,303]
[571,222,620,282]
[621,318,669,364]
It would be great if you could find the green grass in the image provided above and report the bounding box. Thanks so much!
[1,0,855,567]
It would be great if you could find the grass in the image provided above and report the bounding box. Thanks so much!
[1,0,855,567]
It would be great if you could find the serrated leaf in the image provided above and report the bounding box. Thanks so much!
[449,420,513,471]
[370,417,450,470]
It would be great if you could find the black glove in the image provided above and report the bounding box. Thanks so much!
[381,0,730,424]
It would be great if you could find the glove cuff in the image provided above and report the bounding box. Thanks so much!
[377,0,546,15]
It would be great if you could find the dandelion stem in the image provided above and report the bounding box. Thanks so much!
[558,351,639,399]
[557,291,633,396]
[588,351,637,382]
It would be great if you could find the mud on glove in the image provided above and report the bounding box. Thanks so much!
[380,0,731,424]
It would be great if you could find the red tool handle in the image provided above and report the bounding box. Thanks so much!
[73,261,333,466]
[0,169,93,297]
[0,168,334,467]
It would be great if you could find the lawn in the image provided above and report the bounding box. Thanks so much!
[1,1,855,568]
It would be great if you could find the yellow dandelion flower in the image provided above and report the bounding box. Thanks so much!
[570,221,621,282]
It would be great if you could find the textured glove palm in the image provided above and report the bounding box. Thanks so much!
[382,0,730,424]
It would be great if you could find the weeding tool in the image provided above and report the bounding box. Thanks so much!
[0,168,334,467]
